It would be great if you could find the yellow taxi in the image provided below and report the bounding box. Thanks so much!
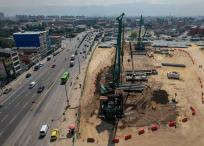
[50,129,60,141]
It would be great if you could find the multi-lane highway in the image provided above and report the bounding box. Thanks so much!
[0,31,97,146]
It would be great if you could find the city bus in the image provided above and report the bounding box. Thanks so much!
[61,71,69,84]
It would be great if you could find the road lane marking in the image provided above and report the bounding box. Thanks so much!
[1,114,8,122]
[0,130,4,136]
[23,102,29,109]
[1,89,27,106]
[24,92,30,97]
[8,115,17,125]
[11,98,16,102]
[15,101,21,108]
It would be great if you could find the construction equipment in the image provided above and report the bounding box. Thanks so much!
[167,72,180,80]
[99,13,125,121]
[162,63,186,68]
[135,15,151,51]
[99,95,123,120]
[100,13,125,95]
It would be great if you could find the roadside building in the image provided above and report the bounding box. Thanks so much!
[13,31,49,65]
[0,48,21,82]
[75,25,87,32]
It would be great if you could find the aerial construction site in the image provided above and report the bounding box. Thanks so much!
[59,13,204,146]
[2,11,204,146]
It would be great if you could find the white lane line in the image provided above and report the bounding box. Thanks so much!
[15,101,21,108]
[0,130,4,136]
[23,102,29,109]
[24,92,30,97]
[8,115,17,125]
[1,114,8,122]
[1,100,30,132]
[11,98,16,102]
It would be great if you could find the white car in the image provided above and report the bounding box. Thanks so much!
[70,54,75,61]
[70,61,75,67]
[29,81,36,89]
[39,124,49,138]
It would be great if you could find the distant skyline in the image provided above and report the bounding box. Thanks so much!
[0,0,204,16]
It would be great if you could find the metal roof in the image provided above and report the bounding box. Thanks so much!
[0,48,14,54]
[152,40,189,48]
[13,31,46,35]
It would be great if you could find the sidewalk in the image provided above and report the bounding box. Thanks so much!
[56,41,98,145]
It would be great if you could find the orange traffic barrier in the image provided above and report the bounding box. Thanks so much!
[138,128,145,135]
[192,111,196,116]
[182,117,188,123]
[168,121,176,127]
[124,134,132,140]
[112,138,119,143]
[151,124,159,131]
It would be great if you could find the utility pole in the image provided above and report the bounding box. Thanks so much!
[65,84,69,105]
[85,45,87,59]
[78,57,81,74]
[0,81,4,96]
[72,132,76,146]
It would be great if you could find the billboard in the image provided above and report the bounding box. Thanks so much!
[13,34,40,48]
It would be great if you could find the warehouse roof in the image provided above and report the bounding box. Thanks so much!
[152,40,189,48]
[13,31,46,35]
[0,48,14,54]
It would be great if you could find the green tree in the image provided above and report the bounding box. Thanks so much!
[0,37,14,48]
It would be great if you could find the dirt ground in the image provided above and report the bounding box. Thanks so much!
[79,47,115,142]
[77,43,204,146]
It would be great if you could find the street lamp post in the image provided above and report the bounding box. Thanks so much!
[78,57,80,74]
[65,84,69,106]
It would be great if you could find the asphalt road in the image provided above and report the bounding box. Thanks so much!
[0,31,97,146]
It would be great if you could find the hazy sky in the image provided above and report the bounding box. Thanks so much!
[0,0,204,16]
[1,0,203,6]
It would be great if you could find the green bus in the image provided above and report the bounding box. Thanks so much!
[61,71,69,84]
